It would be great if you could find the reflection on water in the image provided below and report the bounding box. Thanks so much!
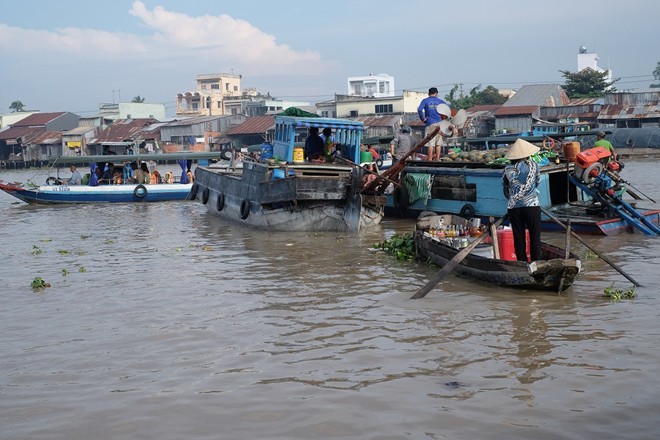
[1,163,660,440]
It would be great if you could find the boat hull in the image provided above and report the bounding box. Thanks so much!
[194,162,384,232]
[414,230,581,292]
[0,182,192,204]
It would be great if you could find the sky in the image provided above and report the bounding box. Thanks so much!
[1,0,659,117]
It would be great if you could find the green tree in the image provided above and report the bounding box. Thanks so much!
[9,100,25,112]
[559,69,619,98]
[651,61,660,88]
[445,84,507,110]
[131,96,146,103]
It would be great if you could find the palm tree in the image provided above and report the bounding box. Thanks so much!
[131,96,146,103]
[9,100,25,112]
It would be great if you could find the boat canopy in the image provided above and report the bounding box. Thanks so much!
[273,115,364,163]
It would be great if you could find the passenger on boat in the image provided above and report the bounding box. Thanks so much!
[112,171,123,185]
[390,125,417,163]
[594,131,623,169]
[321,128,336,161]
[98,163,115,185]
[164,171,174,184]
[502,139,542,262]
[64,165,82,185]
[186,163,194,183]
[304,127,324,161]
[122,161,134,183]
[134,162,150,184]
[417,87,451,161]
[151,169,161,184]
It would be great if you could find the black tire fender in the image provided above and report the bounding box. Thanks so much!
[134,184,148,198]
[216,193,225,211]
[393,185,409,208]
[459,203,475,218]
[46,176,61,185]
[376,158,383,168]
[189,182,199,200]
[201,188,210,205]
[240,199,250,219]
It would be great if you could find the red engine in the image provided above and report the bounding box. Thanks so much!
[575,146,612,168]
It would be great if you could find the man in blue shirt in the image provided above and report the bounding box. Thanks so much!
[417,87,451,161]
[65,165,83,185]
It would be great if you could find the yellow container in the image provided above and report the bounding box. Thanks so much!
[563,141,581,162]
[293,147,305,164]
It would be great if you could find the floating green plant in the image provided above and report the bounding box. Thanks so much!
[31,245,43,255]
[603,283,636,301]
[31,277,51,290]
[374,233,416,261]
[79,266,87,273]
[62,269,70,276]
[58,250,70,255]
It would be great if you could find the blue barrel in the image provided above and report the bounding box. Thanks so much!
[261,142,273,160]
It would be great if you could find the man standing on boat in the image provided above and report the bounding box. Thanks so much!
[390,125,416,164]
[417,87,451,161]
[502,139,542,262]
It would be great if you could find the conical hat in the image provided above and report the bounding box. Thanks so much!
[505,138,540,160]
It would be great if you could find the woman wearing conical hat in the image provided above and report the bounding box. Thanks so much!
[502,139,542,262]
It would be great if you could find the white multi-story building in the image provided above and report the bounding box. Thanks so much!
[577,46,613,84]
[347,73,395,98]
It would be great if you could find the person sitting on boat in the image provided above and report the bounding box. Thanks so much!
[64,165,82,185]
[502,139,542,262]
[164,171,174,184]
[594,131,624,170]
[112,171,123,185]
[122,161,134,183]
[133,162,150,184]
[98,163,115,185]
[151,169,161,184]
[304,127,324,161]
[390,125,416,164]
[321,127,336,161]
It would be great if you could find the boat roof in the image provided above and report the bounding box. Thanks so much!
[48,151,225,165]
[275,115,364,130]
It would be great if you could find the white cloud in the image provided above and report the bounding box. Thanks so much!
[0,1,334,76]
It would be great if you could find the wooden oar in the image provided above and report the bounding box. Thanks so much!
[411,214,509,299]
[333,156,400,188]
[540,206,642,287]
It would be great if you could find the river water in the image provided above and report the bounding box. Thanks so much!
[1,161,659,440]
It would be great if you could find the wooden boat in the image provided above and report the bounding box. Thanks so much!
[414,215,581,292]
[0,152,221,204]
[192,115,386,232]
[384,155,659,235]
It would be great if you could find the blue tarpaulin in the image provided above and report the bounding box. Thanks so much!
[178,160,189,184]
[89,163,99,186]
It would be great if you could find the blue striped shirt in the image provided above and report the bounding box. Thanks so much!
[502,159,540,209]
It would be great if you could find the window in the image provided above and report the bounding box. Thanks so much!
[350,110,358,117]
[211,84,219,90]
[234,85,238,92]
[375,104,393,114]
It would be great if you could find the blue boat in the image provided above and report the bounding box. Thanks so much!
[0,152,221,204]
[385,160,660,236]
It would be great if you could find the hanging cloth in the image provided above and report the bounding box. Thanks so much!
[89,163,99,186]
[178,160,189,184]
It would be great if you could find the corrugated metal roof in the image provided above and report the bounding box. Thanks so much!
[467,104,502,113]
[495,105,539,116]
[164,115,227,127]
[598,102,660,119]
[352,115,401,127]
[30,130,62,145]
[11,112,67,127]
[92,118,158,143]
[503,84,569,107]
[0,126,45,142]
[64,126,96,135]
[226,116,274,135]
[567,97,602,105]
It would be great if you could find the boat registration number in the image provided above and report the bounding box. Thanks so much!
[53,187,71,192]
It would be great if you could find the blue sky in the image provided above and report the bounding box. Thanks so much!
[1,0,659,116]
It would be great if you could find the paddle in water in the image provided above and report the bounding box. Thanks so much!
[411,214,509,299]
